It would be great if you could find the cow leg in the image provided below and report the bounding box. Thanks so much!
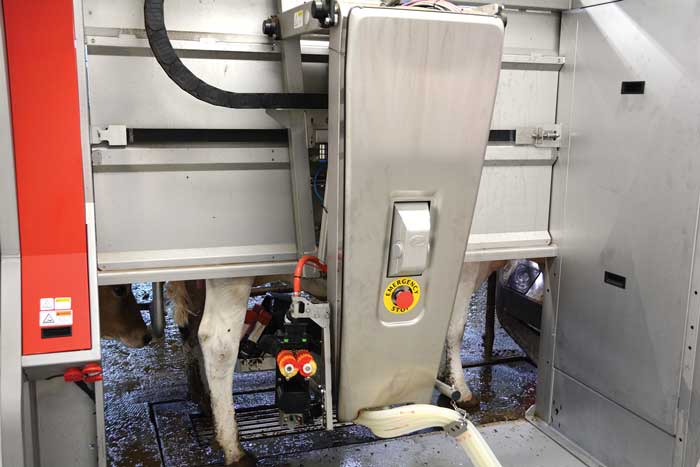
[198,278,255,466]
[441,260,505,410]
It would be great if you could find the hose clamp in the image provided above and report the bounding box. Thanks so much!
[446,400,470,437]
[445,419,468,437]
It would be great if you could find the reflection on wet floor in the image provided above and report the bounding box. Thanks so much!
[103,282,537,466]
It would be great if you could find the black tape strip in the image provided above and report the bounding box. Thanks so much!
[144,0,328,109]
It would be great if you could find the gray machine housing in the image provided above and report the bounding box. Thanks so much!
[325,5,505,420]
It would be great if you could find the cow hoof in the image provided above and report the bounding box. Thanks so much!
[227,453,257,467]
[436,393,480,411]
[455,395,480,411]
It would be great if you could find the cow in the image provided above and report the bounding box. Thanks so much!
[98,264,511,465]
[99,284,152,348]
[440,260,506,409]
[161,265,505,465]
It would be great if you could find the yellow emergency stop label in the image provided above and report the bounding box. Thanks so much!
[383,277,421,314]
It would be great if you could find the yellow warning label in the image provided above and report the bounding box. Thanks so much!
[383,277,421,314]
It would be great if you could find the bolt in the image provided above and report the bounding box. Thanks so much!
[262,17,279,38]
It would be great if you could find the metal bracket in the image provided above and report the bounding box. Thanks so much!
[91,125,127,146]
[305,110,329,149]
[515,124,561,148]
[290,295,333,430]
[264,1,333,40]
[444,419,468,437]
[290,296,330,327]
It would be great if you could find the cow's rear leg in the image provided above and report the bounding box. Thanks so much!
[441,261,505,410]
[199,278,255,466]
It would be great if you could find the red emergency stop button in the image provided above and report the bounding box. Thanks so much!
[395,290,414,309]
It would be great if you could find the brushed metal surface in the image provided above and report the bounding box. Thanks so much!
[552,369,674,467]
[92,145,297,271]
[335,6,504,420]
[553,1,700,436]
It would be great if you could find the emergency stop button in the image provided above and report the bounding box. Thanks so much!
[384,277,421,315]
[394,290,414,309]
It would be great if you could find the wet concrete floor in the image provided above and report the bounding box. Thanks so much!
[103,283,537,466]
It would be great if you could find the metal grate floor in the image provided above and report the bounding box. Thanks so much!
[190,405,351,445]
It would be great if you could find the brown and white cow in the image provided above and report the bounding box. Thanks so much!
[99,284,152,348]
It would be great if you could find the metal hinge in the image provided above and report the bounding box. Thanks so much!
[91,125,127,146]
[515,124,561,148]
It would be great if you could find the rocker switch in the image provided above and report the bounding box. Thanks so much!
[388,202,430,277]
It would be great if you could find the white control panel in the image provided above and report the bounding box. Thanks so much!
[388,202,431,277]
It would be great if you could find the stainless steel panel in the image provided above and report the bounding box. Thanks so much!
[88,54,281,130]
[687,314,700,467]
[335,6,504,420]
[0,2,25,462]
[464,244,558,263]
[96,259,296,285]
[92,145,297,270]
[0,259,24,467]
[551,4,700,456]
[536,3,579,426]
[272,22,318,257]
[86,51,328,130]
[499,9,561,54]
[491,69,559,130]
[36,379,98,467]
[469,147,555,251]
[76,0,104,372]
[552,369,675,467]
[0,1,19,258]
[84,0,277,36]
[457,0,571,11]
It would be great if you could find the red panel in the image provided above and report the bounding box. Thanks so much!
[3,0,92,354]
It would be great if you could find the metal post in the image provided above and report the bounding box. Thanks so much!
[484,272,498,360]
[323,324,334,431]
[149,282,165,339]
[274,0,317,258]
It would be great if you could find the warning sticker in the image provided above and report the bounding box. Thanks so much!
[54,297,72,310]
[294,10,304,29]
[40,297,55,311]
[383,277,421,314]
[40,310,73,328]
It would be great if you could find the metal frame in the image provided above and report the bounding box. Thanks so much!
[535,3,700,467]
[456,0,572,10]
[0,2,25,464]
[290,296,334,431]
[97,260,297,286]
[270,0,318,259]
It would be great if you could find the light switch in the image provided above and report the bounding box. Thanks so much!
[388,202,430,277]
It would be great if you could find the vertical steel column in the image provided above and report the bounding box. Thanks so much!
[0,0,25,463]
[274,0,317,257]
[483,272,498,360]
[149,282,165,339]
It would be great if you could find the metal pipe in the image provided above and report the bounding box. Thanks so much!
[435,379,461,401]
[149,282,165,339]
[484,272,497,360]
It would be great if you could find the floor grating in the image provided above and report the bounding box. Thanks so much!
[190,405,351,445]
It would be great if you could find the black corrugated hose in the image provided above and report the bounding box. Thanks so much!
[143,0,328,109]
